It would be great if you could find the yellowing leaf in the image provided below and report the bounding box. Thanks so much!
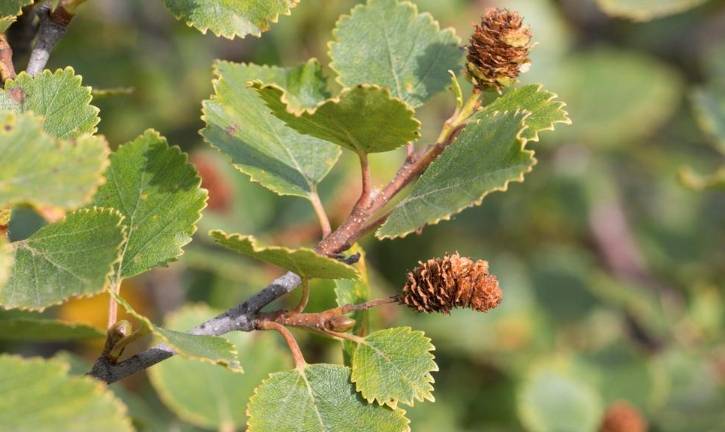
[0,111,109,210]
[210,230,359,279]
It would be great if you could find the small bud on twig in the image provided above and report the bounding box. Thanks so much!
[399,253,502,314]
[466,8,532,91]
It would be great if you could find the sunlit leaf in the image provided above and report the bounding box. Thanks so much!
[3,68,100,138]
[163,0,299,39]
[329,0,463,108]
[0,208,125,311]
[92,130,207,278]
[0,0,33,33]
[0,112,109,210]
[352,327,437,407]
[247,364,409,432]
[253,83,421,154]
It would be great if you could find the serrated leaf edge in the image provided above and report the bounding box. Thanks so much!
[351,326,438,408]
[112,129,209,279]
[500,84,572,143]
[0,354,134,432]
[327,0,462,108]
[199,60,340,200]
[0,111,110,210]
[6,66,101,137]
[0,206,127,312]
[246,364,411,432]
[209,229,360,280]
[250,81,422,153]
[164,0,300,39]
[376,109,534,240]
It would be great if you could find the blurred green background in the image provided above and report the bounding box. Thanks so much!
[3,0,724,431]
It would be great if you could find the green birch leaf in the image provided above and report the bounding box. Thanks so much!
[247,364,409,432]
[163,0,298,39]
[0,355,133,432]
[0,0,33,32]
[0,318,103,341]
[3,68,100,138]
[210,230,359,279]
[149,305,290,430]
[518,361,603,432]
[329,0,463,108]
[377,110,531,239]
[351,327,437,407]
[596,0,708,21]
[334,244,370,365]
[112,293,242,371]
[253,83,421,154]
[201,61,340,199]
[691,83,725,154]
[0,111,109,209]
[483,85,572,142]
[0,208,125,311]
[92,130,207,278]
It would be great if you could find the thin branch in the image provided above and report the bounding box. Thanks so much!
[357,152,373,209]
[88,272,302,383]
[26,3,74,76]
[106,280,120,329]
[257,320,306,369]
[87,91,480,383]
[309,191,332,238]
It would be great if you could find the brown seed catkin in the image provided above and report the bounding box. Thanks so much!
[600,401,648,432]
[466,8,532,91]
[399,253,502,314]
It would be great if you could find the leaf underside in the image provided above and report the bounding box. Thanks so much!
[210,230,359,280]
[113,293,242,371]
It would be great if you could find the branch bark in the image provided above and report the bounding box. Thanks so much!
[88,92,482,384]
[26,3,74,76]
